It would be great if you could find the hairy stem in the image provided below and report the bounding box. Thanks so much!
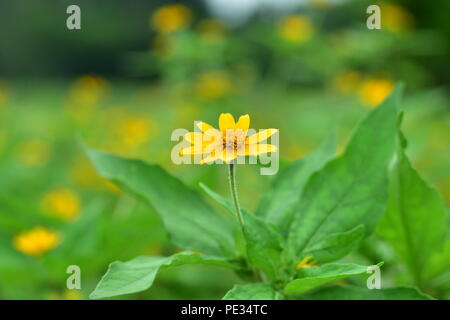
[228,164,246,239]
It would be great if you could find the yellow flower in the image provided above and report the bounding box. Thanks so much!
[16,139,52,167]
[332,70,361,94]
[13,227,60,256]
[195,71,232,100]
[197,19,227,43]
[151,4,192,34]
[295,255,318,269]
[116,116,155,150]
[181,113,278,164]
[358,78,394,107]
[41,188,81,221]
[382,4,414,34]
[68,75,108,107]
[278,15,314,43]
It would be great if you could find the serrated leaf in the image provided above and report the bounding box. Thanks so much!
[378,144,448,286]
[284,262,383,295]
[301,225,365,264]
[90,251,241,299]
[85,148,234,257]
[256,133,336,235]
[223,283,283,300]
[300,285,433,300]
[287,86,402,263]
[199,183,284,280]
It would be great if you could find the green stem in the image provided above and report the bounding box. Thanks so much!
[228,164,246,239]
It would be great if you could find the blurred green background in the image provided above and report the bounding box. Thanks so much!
[0,0,449,299]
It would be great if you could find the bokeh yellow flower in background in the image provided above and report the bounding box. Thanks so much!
[278,15,314,43]
[116,116,156,150]
[358,77,394,107]
[41,188,81,221]
[197,19,227,44]
[48,289,84,300]
[381,3,414,34]
[332,70,361,94]
[195,71,232,100]
[13,227,60,256]
[0,80,9,108]
[15,139,52,167]
[151,4,192,34]
[309,0,332,9]
[69,75,108,106]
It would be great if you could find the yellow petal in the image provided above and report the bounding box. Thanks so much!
[184,132,205,144]
[219,113,235,132]
[180,146,206,155]
[239,144,278,156]
[247,129,278,144]
[196,121,214,133]
[235,114,250,132]
[200,153,220,164]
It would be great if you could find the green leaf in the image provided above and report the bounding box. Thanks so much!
[378,144,448,286]
[85,148,234,257]
[284,262,383,295]
[242,211,284,280]
[90,251,240,299]
[256,133,336,235]
[199,183,284,280]
[300,285,434,300]
[223,283,283,300]
[301,225,365,264]
[287,86,402,263]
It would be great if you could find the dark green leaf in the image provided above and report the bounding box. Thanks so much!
[223,283,283,300]
[287,86,402,263]
[90,251,240,299]
[284,262,382,295]
[378,144,448,286]
[85,148,234,257]
[199,183,284,280]
[301,225,365,264]
[256,133,336,235]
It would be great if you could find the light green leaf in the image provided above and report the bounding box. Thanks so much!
[85,148,234,257]
[199,183,284,280]
[301,225,365,264]
[90,251,240,299]
[223,283,283,300]
[256,133,336,235]
[284,262,382,295]
[287,86,402,262]
[300,285,434,300]
[378,144,448,286]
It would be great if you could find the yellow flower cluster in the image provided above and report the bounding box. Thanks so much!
[358,78,394,108]
[13,227,59,256]
[332,70,394,108]
[41,188,81,221]
[278,15,314,44]
[382,4,414,34]
[151,4,192,34]
[116,116,155,150]
[197,19,227,44]
[195,71,232,100]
